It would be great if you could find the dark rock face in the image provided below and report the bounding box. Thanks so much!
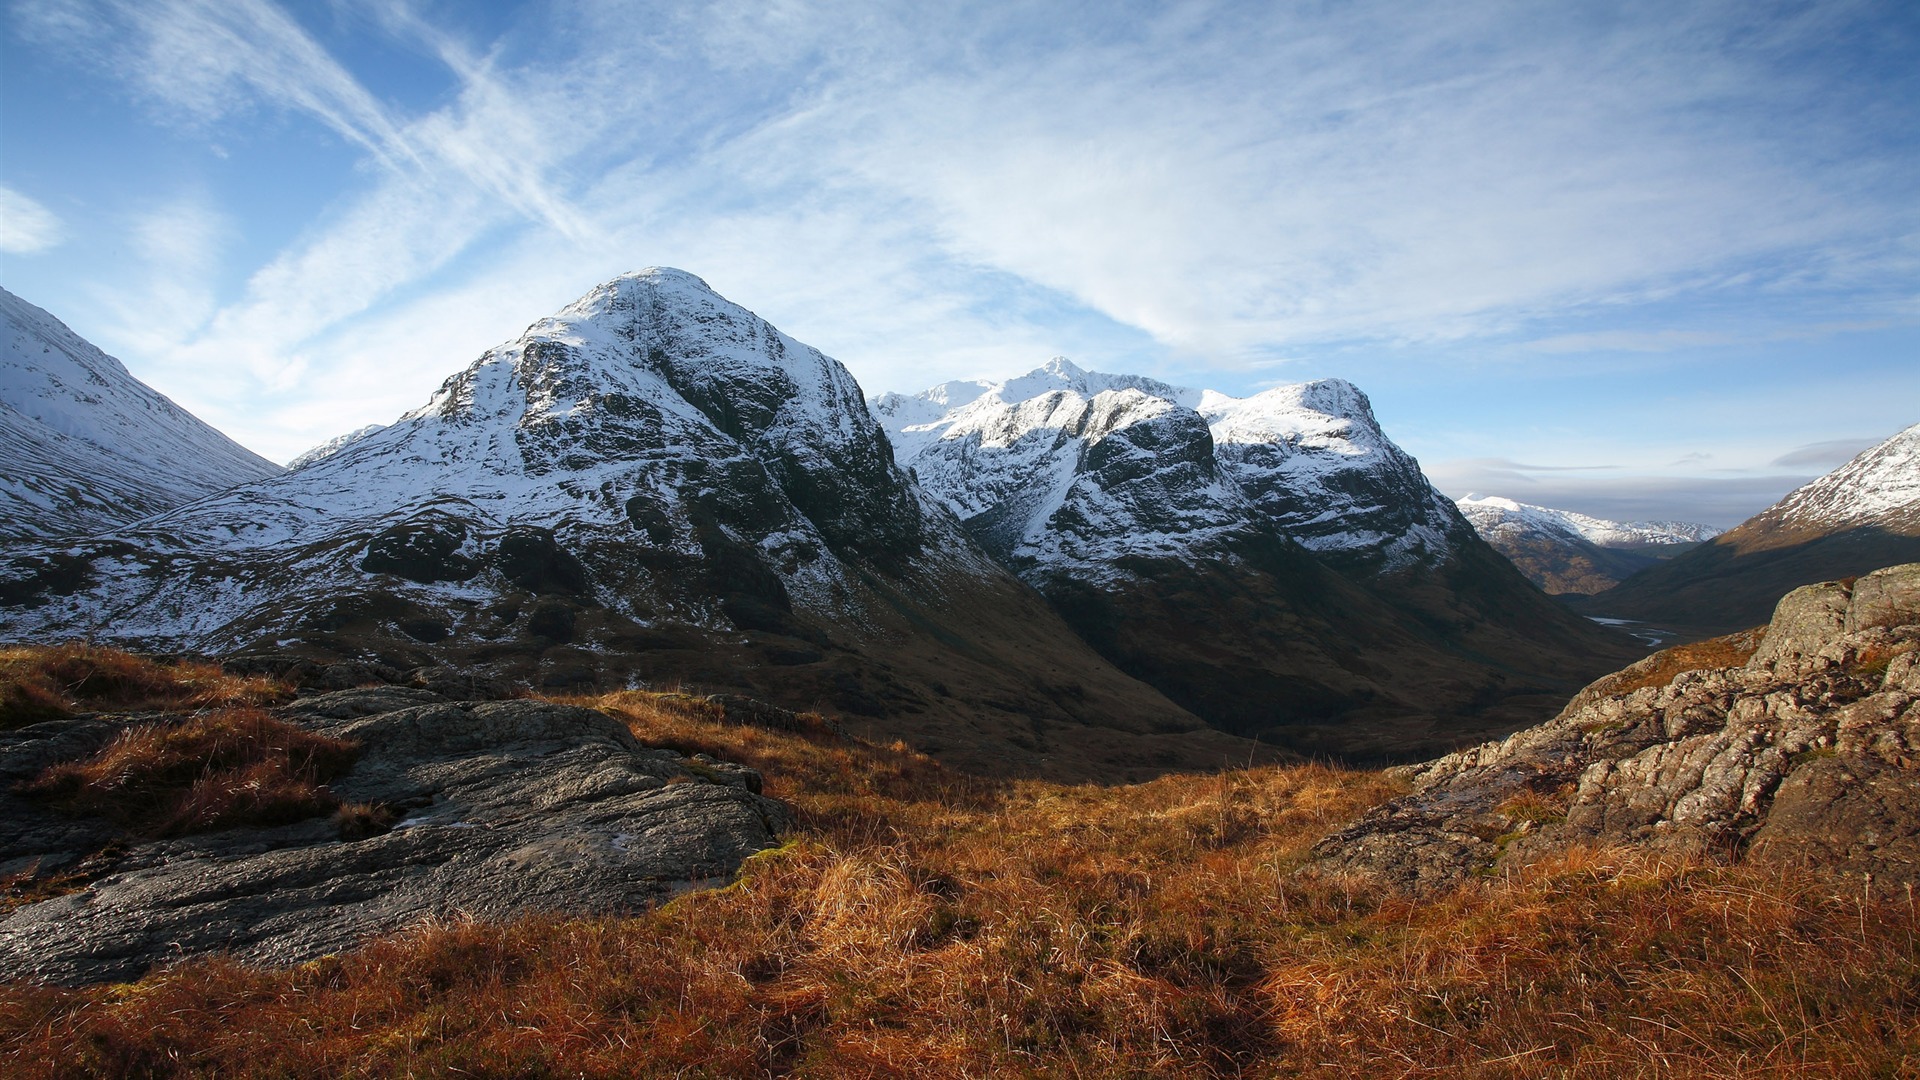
[493,526,589,595]
[1313,563,1920,892]
[359,515,478,584]
[0,692,787,985]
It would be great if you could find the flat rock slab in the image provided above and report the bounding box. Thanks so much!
[0,694,788,985]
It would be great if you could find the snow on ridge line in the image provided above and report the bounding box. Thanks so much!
[1767,422,1920,528]
[875,357,1463,574]
[1456,494,1721,547]
[1,285,284,541]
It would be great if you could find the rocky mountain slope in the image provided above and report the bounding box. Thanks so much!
[0,271,1243,780]
[1584,423,1920,634]
[877,360,1462,576]
[877,360,1640,759]
[0,684,789,985]
[1316,562,1920,893]
[1456,494,1718,594]
[0,287,280,542]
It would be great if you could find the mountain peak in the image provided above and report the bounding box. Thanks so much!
[1768,421,1920,531]
[603,266,717,298]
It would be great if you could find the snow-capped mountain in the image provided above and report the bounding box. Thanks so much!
[874,357,1465,580]
[1760,422,1920,534]
[1,270,1236,779]
[0,287,280,541]
[1456,495,1719,594]
[876,358,1640,759]
[1586,422,1920,633]
[1457,496,1719,549]
[286,424,386,470]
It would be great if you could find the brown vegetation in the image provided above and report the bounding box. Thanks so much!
[1609,628,1766,695]
[17,708,358,838]
[0,643,287,729]
[1,685,1915,1076]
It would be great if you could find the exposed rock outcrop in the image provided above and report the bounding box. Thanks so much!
[1314,562,1920,892]
[0,691,788,984]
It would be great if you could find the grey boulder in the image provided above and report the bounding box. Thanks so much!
[0,694,787,984]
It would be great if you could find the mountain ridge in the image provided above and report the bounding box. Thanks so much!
[0,286,281,541]
[0,270,1251,780]
[1582,422,1920,634]
[878,358,1641,759]
[1456,494,1719,594]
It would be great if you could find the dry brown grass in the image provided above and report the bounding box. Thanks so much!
[1610,629,1766,696]
[16,707,359,837]
[0,643,288,729]
[1,687,1915,1077]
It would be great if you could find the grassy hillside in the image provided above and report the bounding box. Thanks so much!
[1,648,1916,1076]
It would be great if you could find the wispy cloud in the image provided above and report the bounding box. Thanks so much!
[10,0,1918,464]
[1527,329,1743,354]
[1771,437,1881,470]
[21,0,421,167]
[0,187,64,254]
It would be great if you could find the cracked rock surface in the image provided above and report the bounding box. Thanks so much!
[0,691,787,985]
[1313,562,1920,893]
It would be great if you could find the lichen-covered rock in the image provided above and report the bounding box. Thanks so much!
[1313,563,1920,891]
[0,693,787,984]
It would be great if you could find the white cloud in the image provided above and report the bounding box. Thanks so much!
[115,0,419,167]
[0,187,64,254]
[14,0,1918,464]
[751,2,1900,359]
[94,196,230,348]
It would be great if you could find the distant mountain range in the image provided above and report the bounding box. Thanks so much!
[1455,495,1719,594]
[0,287,279,540]
[1580,422,1920,634]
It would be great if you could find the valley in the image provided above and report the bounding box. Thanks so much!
[2,271,1917,1077]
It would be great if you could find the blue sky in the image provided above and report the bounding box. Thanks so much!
[1,0,1916,527]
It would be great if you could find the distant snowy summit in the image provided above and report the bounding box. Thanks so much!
[0,286,279,541]
[1760,421,1920,534]
[1582,421,1920,632]
[1455,495,1719,595]
[1456,495,1720,550]
[873,357,1465,579]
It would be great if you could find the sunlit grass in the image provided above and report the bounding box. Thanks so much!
[1,666,1914,1076]
[0,642,288,729]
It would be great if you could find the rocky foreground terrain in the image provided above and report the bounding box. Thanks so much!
[0,677,788,985]
[1317,561,1920,892]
